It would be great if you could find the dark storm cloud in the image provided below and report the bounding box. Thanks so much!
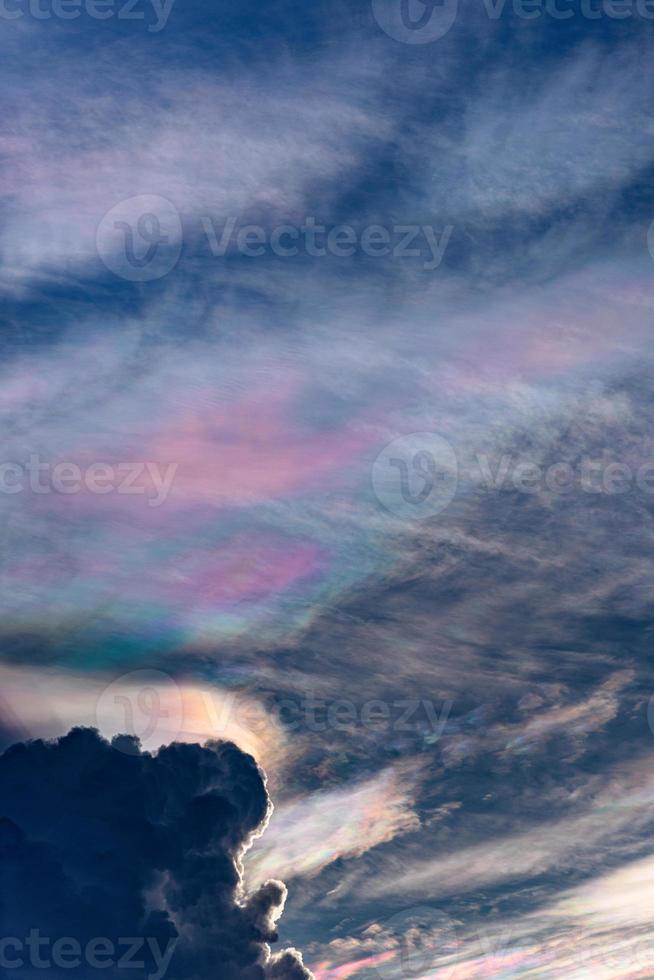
[0,728,312,979]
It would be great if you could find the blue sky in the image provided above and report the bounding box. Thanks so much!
[2,0,654,976]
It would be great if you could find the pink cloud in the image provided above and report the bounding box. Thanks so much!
[152,533,326,609]
[150,391,368,509]
[311,951,395,980]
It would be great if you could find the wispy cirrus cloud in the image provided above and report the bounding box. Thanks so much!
[246,764,421,889]
[3,3,654,976]
[361,754,654,904]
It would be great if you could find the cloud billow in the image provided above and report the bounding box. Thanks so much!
[0,727,312,980]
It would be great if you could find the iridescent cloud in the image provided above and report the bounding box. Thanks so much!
[246,765,421,888]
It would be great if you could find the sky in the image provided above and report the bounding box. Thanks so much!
[2,0,654,976]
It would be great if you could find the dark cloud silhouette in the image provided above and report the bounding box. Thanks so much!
[0,728,312,980]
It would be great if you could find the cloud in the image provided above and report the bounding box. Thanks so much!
[310,855,654,979]
[431,41,654,220]
[439,670,634,767]
[361,755,654,903]
[0,666,295,788]
[0,41,391,288]
[0,727,312,979]
[3,7,654,978]
[246,765,421,888]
